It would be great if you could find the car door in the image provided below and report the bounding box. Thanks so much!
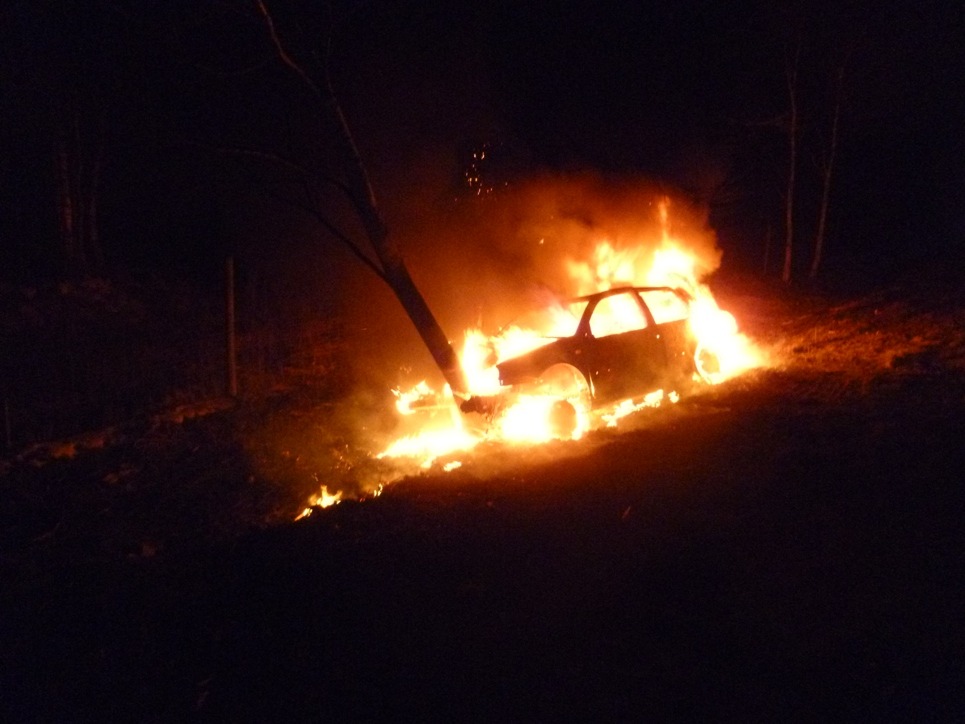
[580,290,667,403]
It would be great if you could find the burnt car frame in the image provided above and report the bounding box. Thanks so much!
[462,286,715,421]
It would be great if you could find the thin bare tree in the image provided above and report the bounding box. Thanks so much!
[252,1,469,395]
[808,19,864,282]
[55,95,106,277]
[782,42,800,284]
[809,62,845,280]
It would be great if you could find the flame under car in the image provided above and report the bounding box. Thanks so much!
[461,286,716,434]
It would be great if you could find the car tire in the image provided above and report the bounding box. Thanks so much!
[694,344,722,384]
[537,363,591,438]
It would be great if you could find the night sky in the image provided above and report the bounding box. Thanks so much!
[2,0,963,289]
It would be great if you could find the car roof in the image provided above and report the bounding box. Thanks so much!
[568,285,693,304]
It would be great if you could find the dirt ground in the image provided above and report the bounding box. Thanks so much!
[2,277,964,720]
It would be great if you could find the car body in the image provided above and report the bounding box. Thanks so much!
[495,286,701,405]
[461,286,708,423]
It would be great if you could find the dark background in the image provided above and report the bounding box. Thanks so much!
[1,6,963,718]
[2,0,963,284]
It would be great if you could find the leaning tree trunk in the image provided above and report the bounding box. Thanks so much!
[381,258,469,395]
[256,1,469,396]
[321,31,468,396]
[340,143,468,395]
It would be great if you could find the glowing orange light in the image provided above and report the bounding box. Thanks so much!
[377,200,762,468]
[295,485,342,520]
[298,195,765,517]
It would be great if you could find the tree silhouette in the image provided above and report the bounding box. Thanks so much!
[1,1,116,278]
[245,1,468,395]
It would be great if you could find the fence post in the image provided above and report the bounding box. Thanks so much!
[226,256,238,398]
[3,394,11,453]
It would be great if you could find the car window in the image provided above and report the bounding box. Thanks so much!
[501,299,584,338]
[639,289,690,324]
[589,292,648,337]
[561,300,588,335]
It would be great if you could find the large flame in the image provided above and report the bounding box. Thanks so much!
[380,198,760,463]
[299,197,763,515]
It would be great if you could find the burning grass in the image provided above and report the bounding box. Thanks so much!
[298,197,765,514]
[289,273,965,521]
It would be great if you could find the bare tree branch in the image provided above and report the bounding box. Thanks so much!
[254,0,323,97]
[252,0,387,249]
[216,144,314,178]
[211,144,355,203]
[251,0,470,395]
[230,159,387,281]
[273,188,387,281]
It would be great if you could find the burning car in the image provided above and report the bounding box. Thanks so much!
[461,285,718,435]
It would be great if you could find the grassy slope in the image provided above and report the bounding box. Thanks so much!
[1,280,963,719]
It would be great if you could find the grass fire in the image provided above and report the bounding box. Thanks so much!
[298,193,764,516]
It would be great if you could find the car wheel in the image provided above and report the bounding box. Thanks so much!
[694,343,722,384]
[537,363,592,438]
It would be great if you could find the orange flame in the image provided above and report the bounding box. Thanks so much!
[295,485,342,519]
[377,199,761,467]
[297,197,764,516]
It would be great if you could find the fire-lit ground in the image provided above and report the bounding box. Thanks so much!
[300,202,764,513]
[1,280,964,720]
